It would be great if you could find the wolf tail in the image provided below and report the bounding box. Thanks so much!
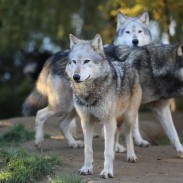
[22,89,47,116]
[22,58,52,116]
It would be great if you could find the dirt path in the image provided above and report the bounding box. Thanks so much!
[1,113,183,183]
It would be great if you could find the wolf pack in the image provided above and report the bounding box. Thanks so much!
[22,12,183,179]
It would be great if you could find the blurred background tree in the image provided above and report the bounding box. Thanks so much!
[0,0,183,119]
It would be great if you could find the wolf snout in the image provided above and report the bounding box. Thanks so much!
[73,74,81,81]
[132,39,139,46]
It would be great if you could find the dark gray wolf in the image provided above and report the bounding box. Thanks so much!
[66,34,142,178]
[106,41,183,160]
[22,12,151,150]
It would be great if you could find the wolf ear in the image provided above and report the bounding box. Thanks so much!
[69,34,79,49]
[91,34,103,52]
[177,43,183,56]
[117,12,127,29]
[138,12,149,26]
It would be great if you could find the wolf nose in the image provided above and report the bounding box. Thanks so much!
[132,39,139,46]
[73,74,80,81]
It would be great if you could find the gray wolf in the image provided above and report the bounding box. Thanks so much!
[66,34,142,178]
[22,11,151,150]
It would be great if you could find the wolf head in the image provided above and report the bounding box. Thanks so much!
[112,12,152,47]
[66,34,108,83]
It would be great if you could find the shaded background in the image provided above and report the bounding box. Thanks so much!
[0,0,183,119]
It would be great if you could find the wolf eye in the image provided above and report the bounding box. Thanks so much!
[72,60,76,64]
[84,59,90,64]
[125,31,130,34]
[138,30,142,33]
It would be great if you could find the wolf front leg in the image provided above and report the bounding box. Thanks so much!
[151,99,183,158]
[79,116,94,175]
[132,113,150,147]
[125,84,141,162]
[59,110,83,148]
[124,113,138,163]
[35,107,55,148]
[115,128,127,153]
[100,119,116,179]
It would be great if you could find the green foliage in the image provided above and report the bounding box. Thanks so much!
[1,0,183,118]
[0,124,34,144]
[0,147,62,183]
[48,174,83,183]
[159,136,183,145]
[119,134,125,142]
[0,0,106,119]
[158,137,170,145]
[99,0,183,43]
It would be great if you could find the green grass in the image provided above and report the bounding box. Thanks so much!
[159,136,183,145]
[0,123,34,144]
[0,147,62,183]
[0,123,50,146]
[119,134,125,142]
[159,137,170,145]
[48,174,83,183]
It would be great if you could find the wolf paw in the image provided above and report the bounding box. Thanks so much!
[69,140,84,148]
[115,143,126,153]
[79,165,93,175]
[99,169,114,179]
[34,136,44,149]
[134,139,150,147]
[34,140,43,149]
[177,150,183,158]
[127,155,138,163]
